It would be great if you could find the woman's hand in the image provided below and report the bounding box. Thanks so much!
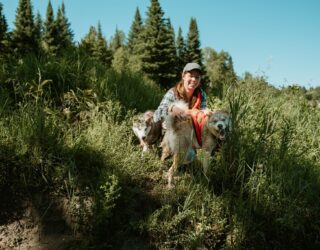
[171,106,190,121]
[202,109,213,116]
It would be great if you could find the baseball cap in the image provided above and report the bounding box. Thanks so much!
[183,62,202,74]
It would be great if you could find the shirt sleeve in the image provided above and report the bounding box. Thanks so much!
[153,89,176,122]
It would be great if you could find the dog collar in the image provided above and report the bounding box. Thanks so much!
[191,111,207,147]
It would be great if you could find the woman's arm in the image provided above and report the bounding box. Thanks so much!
[153,89,176,122]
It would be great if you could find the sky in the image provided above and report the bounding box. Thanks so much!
[1,0,320,89]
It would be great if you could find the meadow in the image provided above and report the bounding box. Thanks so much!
[0,53,320,249]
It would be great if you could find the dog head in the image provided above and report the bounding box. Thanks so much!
[132,111,154,144]
[206,110,231,141]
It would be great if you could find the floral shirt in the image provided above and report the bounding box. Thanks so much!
[153,88,207,123]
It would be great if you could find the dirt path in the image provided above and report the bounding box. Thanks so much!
[0,200,77,250]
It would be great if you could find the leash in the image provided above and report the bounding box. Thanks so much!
[193,90,201,109]
[191,111,207,147]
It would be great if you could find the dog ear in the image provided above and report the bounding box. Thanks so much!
[144,110,154,121]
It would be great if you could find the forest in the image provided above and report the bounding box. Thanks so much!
[0,0,320,249]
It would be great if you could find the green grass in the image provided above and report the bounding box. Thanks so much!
[0,54,320,249]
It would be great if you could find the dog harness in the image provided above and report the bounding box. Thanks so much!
[191,111,207,147]
[193,91,201,109]
[190,90,206,147]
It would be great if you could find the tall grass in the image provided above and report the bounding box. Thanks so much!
[0,54,320,249]
[219,80,320,249]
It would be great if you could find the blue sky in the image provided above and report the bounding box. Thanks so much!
[1,0,320,89]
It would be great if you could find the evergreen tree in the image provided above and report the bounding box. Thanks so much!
[176,26,187,76]
[139,0,176,87]
[0,2,9,55]
[12,0,38,55]
[42,0,58,55]
[80,25,97,55]
[80,23,112,65]
[186,17,202,65]
[127,7,142,53]
[110,27,125,52]
[156,18,177,88]
[112,47,129,73]
[127,7,144,73]
[34,11,42,51]
[56,1,73,52]
[92,22,112,66]
[0,2,7,39]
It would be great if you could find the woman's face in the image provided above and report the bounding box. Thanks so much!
[183,70,201,94]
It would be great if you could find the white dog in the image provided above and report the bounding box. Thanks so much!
[161,101,231,188]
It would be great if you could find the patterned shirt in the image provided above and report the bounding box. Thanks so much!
[153,88,207,122]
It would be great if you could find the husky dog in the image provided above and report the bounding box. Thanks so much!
[161,101,231,188]
[132,110,162,154]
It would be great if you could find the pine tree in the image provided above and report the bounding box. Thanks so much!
[34,11,42,51]
[80,23,112,66]
[92,22,112,66]
[0,2,9,55]
[186,17,202,65]
[112,47,128,73]
[0,2,7,39]
[12,0,38,55]
[80,25,97,55]
[139,0,177,87]
[110,27,125,52]
[56,1,73,53]
[176,26,187,76]
[127,7,142,53]
[127,7,144,73]
[42,0,58,55]
[156,18,177,88]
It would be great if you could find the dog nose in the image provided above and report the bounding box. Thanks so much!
[218,124,223,130]
[142,136,146,140]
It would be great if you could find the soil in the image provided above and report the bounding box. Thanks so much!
[0,197,78,250]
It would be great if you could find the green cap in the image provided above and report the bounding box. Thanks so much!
[183,62,202,74]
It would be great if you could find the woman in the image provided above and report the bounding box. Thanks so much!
[154,62,209,162]
[153,62,208,123]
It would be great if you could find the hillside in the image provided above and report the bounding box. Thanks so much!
[0,53,320,249]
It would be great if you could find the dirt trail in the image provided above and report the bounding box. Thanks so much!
[0,200,77,250]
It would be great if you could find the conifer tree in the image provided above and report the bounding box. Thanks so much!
[112,47,128,73]
[0,2,7,38]
[110,27,125,52]
[34,11,42,51]
[56,1,73,52]
[156,18,177,88]
[12,0,38,55]
[127,7,144,73]
[0,2,9,55]
[80,25,97,55]
[186,17,202,65]
[139,0,176,87]
[92,22,112,66]
[127,7,142,53]
[42,0,58,55]
[176,27,187,76]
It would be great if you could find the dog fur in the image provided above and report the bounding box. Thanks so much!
[132,110,162,154]
[161,101,231,188]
